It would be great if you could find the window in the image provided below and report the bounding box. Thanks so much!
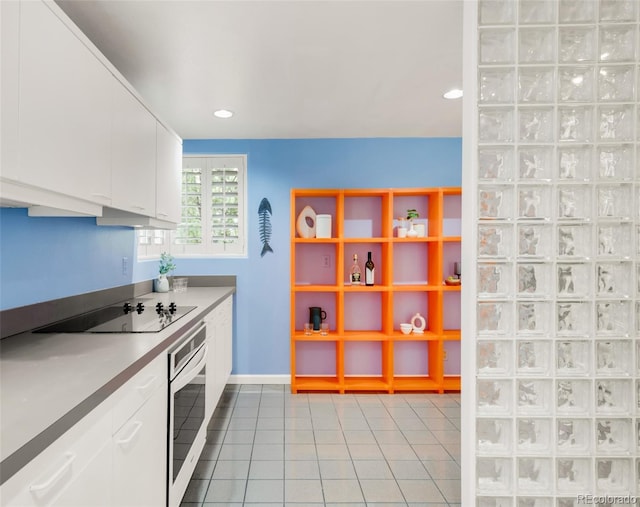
[137,155,247,258]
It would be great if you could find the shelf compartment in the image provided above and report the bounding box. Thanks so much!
[343,242,386,286]
[293,193,339,239]
[293,292,337,333]
[295,242,338,285]
[343,192,388,238]
[443,190,462,237]
[442,241,462,281]
[444,341,461,376]
[344,292,383,331]
[294,341,338,377]
[344,341,384,377]
[393,242,435,285]
[393,291,429,331]
[394,341,429,376]
[392,191,440,237]
[443,291,461,334]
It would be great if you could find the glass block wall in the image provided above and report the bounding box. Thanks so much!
[463,0,639,505]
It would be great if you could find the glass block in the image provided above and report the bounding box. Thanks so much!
[518,67,554,104]
[557,418,591,454]
[518,186,552,220]
[558,66,595,102]
[557,146,593,181]
[479,185,514,219]
[556,379,591,415]
[596,340,633,376]
[600,0,638,21]
[557,224,592,259]
[519,28,555,64]
[480,68,516,104]
[477,457,513,493]
[477,417,512,453]
[479,224,514,259]
[479,0,516,25]
[558,107,593,143]
[519,147,553,180]
[479,146,515,181]
[519,0,555,23]
[478,340,513,375]
[596,261,634,298]
[478,263,513,298]
[599,24,637,62]
[478,497,514,507]
[556,262,592,299]
[517,301,552,336]
[517,418,552,454]
[478,301,513,335]
[598,105,635,141]
[517,379,552,414]
[598,185,634,218]
[596,379,633,414]
[556,340,591,376]
[519,108,553,143]
[597,458,634,494]
[559,27,596,62]
[597,223,634,258]
[479,108,515,143]
[478,379,513,415]
[557,185,592,220]
[596,418,633,454]
[556,301,591,336]
[517,339,551,373]
[597,144,634,180]
[596,300,632,336]
[517,263,552,298]
[518,457,552,493]
[517,224,553,259]
[556,458,592,493]
[480,28,516,64]
[598,65,635,101]
[559,0,596,23]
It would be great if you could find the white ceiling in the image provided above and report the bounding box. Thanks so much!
[56,0,463,140]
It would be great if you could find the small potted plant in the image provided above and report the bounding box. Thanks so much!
[154,252,176,293]
[406,209,419,237]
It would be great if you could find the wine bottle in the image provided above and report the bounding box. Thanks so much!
[350,254,362,285]
[365,251,375,286]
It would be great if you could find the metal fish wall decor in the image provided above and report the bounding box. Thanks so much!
[258,198,274,257]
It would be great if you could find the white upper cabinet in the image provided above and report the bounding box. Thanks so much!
[110,83,157,216]
[1,0,20,182]
[156,122,182,224]
[18,0,112,206]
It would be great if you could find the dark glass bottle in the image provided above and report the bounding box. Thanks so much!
[365,251,375,286]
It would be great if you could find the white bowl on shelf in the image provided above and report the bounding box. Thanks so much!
[400,323,412,335]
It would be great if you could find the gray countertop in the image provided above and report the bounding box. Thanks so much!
[0,286,234,485]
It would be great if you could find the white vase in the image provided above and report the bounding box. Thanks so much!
[407,221,418,238]
[154,274,170,293]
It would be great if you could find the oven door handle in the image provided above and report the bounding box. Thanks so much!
[171,343,208,393]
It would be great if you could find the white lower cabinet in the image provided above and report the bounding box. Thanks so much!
[112,383,167,507]
[204,296,233,422]
[0,355,168,507]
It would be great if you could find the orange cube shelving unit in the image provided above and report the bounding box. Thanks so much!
[290,188,461,394]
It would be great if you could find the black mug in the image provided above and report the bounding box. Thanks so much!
[309,306,327,331]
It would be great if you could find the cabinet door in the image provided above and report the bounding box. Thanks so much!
[113,385,167,507]
[18,1,111,204]
[111,82,157,216]
[1,0,20,181]
[156,122,182,223]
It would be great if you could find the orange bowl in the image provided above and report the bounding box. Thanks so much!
[444,278,461,286]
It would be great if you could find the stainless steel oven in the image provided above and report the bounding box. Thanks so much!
[167,321,208,507]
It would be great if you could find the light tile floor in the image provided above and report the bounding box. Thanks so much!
[180,384,461,507]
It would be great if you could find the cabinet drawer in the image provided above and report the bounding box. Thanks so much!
[0,407,112,507]
[112,355,166,433]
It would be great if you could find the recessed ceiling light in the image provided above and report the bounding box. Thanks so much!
[213,109,234,119]
[443,89,463,100]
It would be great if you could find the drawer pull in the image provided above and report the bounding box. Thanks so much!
[116,421,143,445]
[137,375,157,394]
[29,453,76,492]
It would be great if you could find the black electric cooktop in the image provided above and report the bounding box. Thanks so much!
[34,299,197,334]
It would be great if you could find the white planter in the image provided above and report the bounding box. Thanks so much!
[153,275,169,293]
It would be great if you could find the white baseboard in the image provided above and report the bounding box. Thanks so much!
[228,374,290,385]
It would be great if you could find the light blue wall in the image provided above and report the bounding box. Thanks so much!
[0,138,461,375]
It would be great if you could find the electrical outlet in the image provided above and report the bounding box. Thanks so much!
[122,257,128,276]
[443,350,448,360]
[321,255,331,268]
